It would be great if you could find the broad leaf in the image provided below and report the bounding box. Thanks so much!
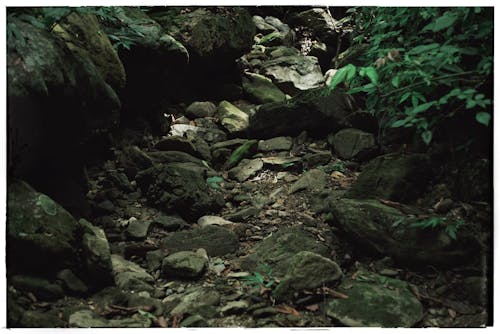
[475,112,491,126]
[423,12,458,32]
[421,130,433,145]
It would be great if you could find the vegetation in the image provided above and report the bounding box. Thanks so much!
[327,7,493,145]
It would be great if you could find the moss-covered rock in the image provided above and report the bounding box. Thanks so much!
[242,72,287,104]
[329,128,377,160]
[325,270,423,327]
[161,249,208,279]
[111,255,155,293]
[217,101,249,134]
[346,153,432,203]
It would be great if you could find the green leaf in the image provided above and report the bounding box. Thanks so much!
[391,118,409,128]
[253,272,265,284]
[366,94,378,110]
[363,66,379,84]
[399,91,412,103]
[421,130,433,145]
[328,67,348,91]
[408,101,435,115]
[407,43,440,55]
[391,76,400,88]
[475,112,491,126]
[345,64,357,82]
[207,176,224,190]
[423,12,458,32]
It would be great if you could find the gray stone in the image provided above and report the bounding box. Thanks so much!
[228,158,264,182]
[304,151,332,166]
[169,124,227,144]
[291,8,337,41]
[217,101,249,134]
[197,215,235,228]
[19,310,65,328]
[161,250,208,278]
[69,309,152,328]
[258,136,293,152]
[125,220,152,240]
[242,72,287,104]
[154,214,187,231]
[288,169,329,194]
[186,101,217,119]
[154,136,201,158]
[220,300,250,315]
[329,128,377,160]
[252,15,277,34]
[146,249,168,271]
[148,150,206,166]
[224,206,260,222]
[239,228,330,278]
[111,255,155,293]
[162,225,239,257]
[163,286,221,316]
[10,275,64,301]
[180,314,208,327]
[56,269,88,295]
[346,153,431,203]
[253,306,278,318]
[325,270,423,327]
[273,251,342,301]
[261,156,302,166]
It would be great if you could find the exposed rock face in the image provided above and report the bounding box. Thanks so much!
[326,270,423,327]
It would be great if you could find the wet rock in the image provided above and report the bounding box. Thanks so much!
[10,275,64,301]
[325,198,479,266]
[79,219,114,287]
[162,225,239,257]
[56,269,88,295]
[197,215,235,228]
[136,162,224,220]
[217,101,249,134]
[329,128,377,160]
[239,227,330,277]
[186,101,217,119]
[346,153,432,203]
[163,286,221,316]
[273,251,342,301]
[242,72,287,104]
[325,270,423,327]
[288,169,329,194]
[7,181,80,274]
[180,314,209,327]
[19,310,66,328]
[258,136,293,152]
[220,300,249,315]
[111,255,155,293]
[228,158,264,182]
[161,249,208,279]
[125,220,152,240]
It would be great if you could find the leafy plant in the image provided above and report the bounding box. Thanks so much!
[206,176,224,190]
[227,140,258,168]
[240,264,277,289]
[326,7,493,145]
[393,214,465,240]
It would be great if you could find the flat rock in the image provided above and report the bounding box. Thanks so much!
[162,225,239,257]
[261,156,302,166]
[170,124,227,144]
[325,270,423,327]
[329,128,377,160]
[161,249,208,279]
[111,255,154,293]
[163,286,221,316]
[242,72,286,104]
[125,220,152,240]
[258,136,293,152]
[288,168,329,194]
[185,101,217,119]
[220,300,250,315]
[154,136,201,158]
[273,251,342,301]
[197,215,235,227]
[217,100,249,134]
[228,158,264,182]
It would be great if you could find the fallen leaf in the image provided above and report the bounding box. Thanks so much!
[448,308,457,319]
[305,304,319,312]
[172,313,183,328]
[322,287,349,299]
[155,316,168,328]
[275,304,301,317]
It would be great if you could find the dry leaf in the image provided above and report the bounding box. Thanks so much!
[448,308,457,319]
[322,287,349,299]
[155,316,168,328]
[275,304,301,317]
[172,313,183,328]
[305,304,319,312]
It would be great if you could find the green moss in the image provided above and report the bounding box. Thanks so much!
[37,194,57,215]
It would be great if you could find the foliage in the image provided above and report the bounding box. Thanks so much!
[327,7,493,145]
[393,214,465,240]
[240,264,277,289]
[227,140,258,167]
[206,176,224,190]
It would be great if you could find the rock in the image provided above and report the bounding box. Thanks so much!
[253,307,278,318]
[154,136,202,159]
[304,151,332,166]
[56,269,88,295]
[242,72,287,104]
[136,162,224,220]
[329,128,377,160]
[69,309,152,328]
[108,171,133,192]
[121,146,154,177]
[288,169,329,194]
[180,314,209,327]
[258,136,293,152]
[96,200,115,214]
[325,270,423,327]
[261,156,302,167]
[146,249,167,271]
[291,8,338,42]
[79,219,114,287]
[148,150,206,167]
[346,153,432,203]
[224,206,260,222]
[161,250,208,279]
[111,255,155,293]
[154,214,187,231]
[162,225,239,257]
[273,251,342,301]
[220,300,250,315]
[125,220,152,240]
[153,7,255,60]
[163,286,221,316]
[7,181,80,274]
[239,228,330,277]
[128,294,165,316]
[10,275,64,301]
[324,198,480,266]
[19,310,66,328]
[185,101,217,119]
[228,158,264,182]
[170,124,227,144]
[53,11,126,90]
[224,140,259,169]
[197,215,235,228]
[217,101,249,134]
[252,15,277,34]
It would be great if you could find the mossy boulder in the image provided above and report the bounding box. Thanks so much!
[136,162,224,220]
[346,153,432,203]
[325,270,423,327]
[242,72,287,104]
[217,101,249,134]
[325,198,480,267]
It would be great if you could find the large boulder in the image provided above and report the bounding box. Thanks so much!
[346,153,432,203]
[136,162,224,220]
[242,72,286,104]
[329,128,377,160]
[326,270,423,327]
[322,198,480,267]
